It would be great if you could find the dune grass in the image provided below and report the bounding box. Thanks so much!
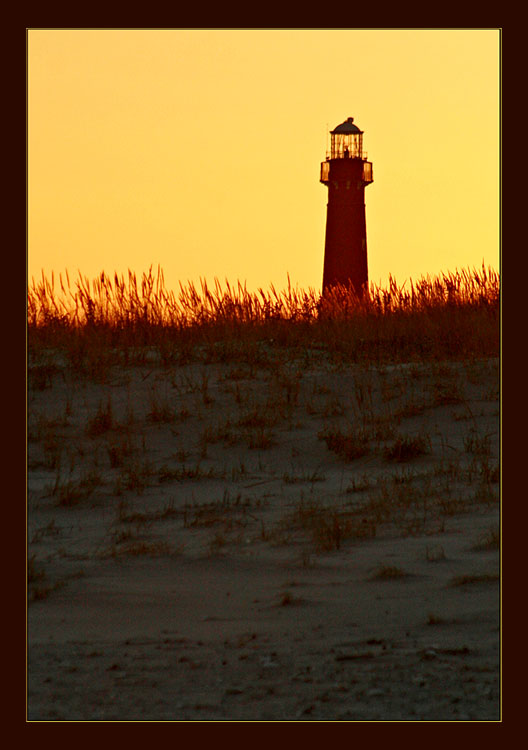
[27,265,499,371]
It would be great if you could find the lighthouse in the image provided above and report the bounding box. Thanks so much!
[320,117,373,296]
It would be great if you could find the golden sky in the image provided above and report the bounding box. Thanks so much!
[28,29,500,293]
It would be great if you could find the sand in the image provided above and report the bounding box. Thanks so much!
[27,351,500,721]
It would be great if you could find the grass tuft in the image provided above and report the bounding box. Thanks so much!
[383,433,430,463]
[370,564,408,580]
[28,265,499,370]
[86,397,113,437]
[449,572,499,587]
[472,526,500,551]
[318,428,370,461]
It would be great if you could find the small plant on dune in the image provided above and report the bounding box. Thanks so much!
[51,469,102,507]
[116,497,179,526]
[236,408,277,430]
[320,395,346,418]
[110,527,138,546]
[147,389,176,423]
[282,469,326,484]
[119,459,154,495]
[449,572,499,587]
[27,554,72,601]
[361,478,434,533]
[380,374,406,404]
[207,531,228,556]
[109,539,172,558]
[464,429,492,457]
[351,371,375,425]
[199,421,240,450]
[158,463,221,484]
[268,365,302,410]
[430,380,465,407]
[41,432,63,471]
[472,525,500,551]
[106,433,140,469]
[311,512,349,551]
[460,452,498,489]
[383,432,431,463]
[318,427,371,461]
[285,501,376,552]
[345,474,371,494]
[31,518,62,544]
[29,363,60,391]
[426,612,446,626]
[391,467,417,485]
[426,544,446,562]
[394,395,428,420]
[370,564,407,580]
[28,554,46,585]
[247,426,276,450]
[470,477,499,506]
[182,491,251,533]
[86,396,114,437]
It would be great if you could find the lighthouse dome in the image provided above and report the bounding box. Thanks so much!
[331,117,363,134]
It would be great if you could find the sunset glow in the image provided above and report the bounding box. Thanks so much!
[27,29,500,294]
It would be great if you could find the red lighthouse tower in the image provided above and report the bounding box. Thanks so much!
[320,117,373,296]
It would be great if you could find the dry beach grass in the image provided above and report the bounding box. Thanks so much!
[27,266,500,721]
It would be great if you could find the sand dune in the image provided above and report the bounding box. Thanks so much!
[27,353,500,721]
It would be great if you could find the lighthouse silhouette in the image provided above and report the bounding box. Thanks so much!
[320,117,373,296]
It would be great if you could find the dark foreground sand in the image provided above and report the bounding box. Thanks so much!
[27,353,500,721]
